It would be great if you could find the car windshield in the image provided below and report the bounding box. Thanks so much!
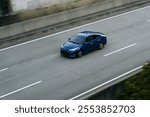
[69,35,86,44]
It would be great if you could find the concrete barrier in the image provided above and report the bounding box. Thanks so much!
[0,0,150,39]
[69,66,143,100]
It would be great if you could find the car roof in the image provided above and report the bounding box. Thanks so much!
[78,31,105,37]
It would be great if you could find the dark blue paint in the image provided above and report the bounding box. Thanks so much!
[60,31,107,58]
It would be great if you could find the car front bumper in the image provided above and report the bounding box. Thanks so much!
[60,49,77,58]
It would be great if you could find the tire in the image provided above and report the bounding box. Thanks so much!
[77,51,83,57]
[98,43,104,50]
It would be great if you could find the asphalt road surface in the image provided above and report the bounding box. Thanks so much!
[0,6,150,100]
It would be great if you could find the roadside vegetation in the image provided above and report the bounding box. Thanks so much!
[120,62,150,99]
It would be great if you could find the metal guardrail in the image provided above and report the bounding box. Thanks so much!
[69,66,143,100]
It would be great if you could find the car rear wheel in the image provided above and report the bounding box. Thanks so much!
[98,43,104,50]
[77,51,83,57]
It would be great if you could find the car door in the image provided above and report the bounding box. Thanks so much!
[91,35,100,49]
[84,35,94,53]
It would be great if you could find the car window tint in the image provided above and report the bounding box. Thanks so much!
[85,36,93,42]
[70,35,86,44]
[93,35,99,39]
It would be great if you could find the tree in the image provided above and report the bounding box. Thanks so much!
[120,62,150,99]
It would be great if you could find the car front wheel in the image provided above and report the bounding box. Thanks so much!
[77,50,83,57]
[98,43,104,50]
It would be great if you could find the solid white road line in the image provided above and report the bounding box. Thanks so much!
[0,6,150,52]
[147,20,150,22]
[103,43,137,57]
[70,66,143,100]
[0,68,8,73]
[0,81,42,99]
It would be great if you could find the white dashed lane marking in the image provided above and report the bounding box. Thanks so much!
[147,20,150,22]
[0,81,42,99]
[103,43,137,57]
[0,68,8,73]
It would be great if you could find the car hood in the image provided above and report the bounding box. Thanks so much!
[63,41,80,49]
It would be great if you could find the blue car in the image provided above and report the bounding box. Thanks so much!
[60,31,107,58]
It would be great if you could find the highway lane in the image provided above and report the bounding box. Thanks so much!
[0,6,150,99]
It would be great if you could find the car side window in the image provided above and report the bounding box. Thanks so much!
[85,36,93,42]
[93,35,99,40]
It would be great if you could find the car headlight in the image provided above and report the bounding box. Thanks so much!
[69,47,79,51]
